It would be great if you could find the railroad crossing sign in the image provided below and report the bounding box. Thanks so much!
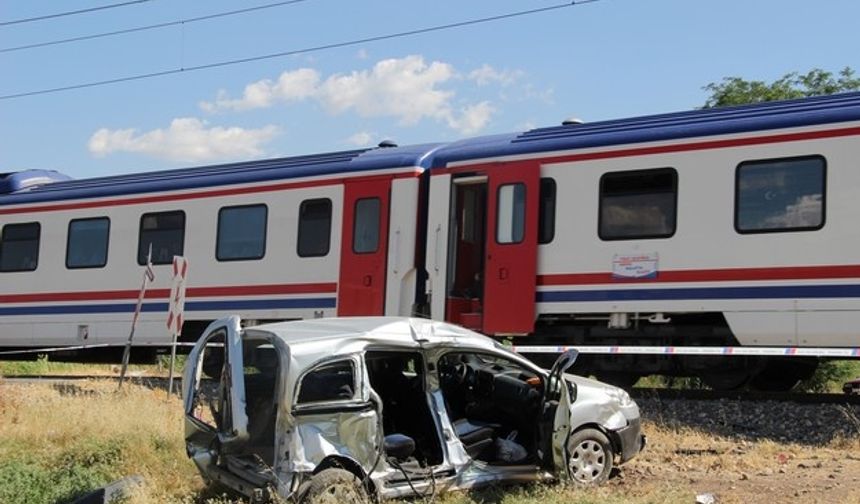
[167,256,189,396]
[167,256,189,337]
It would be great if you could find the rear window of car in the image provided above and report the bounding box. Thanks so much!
[296,360,356,404]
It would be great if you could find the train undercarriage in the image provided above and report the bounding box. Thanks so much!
[527,312,819,392]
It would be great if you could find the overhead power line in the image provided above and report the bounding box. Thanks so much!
[0,0,154,27]
[0,0,311,54]
[0,0,598,101]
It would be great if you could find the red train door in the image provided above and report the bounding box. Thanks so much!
[483,161,539,334]
[337,178,391,316]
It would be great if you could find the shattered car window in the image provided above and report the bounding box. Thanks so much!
[191,330,226,428]
[296,360,355,404]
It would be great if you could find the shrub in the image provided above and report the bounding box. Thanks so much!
[796,360,860,393]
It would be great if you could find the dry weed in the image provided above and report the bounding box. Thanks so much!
[0,381,203,503]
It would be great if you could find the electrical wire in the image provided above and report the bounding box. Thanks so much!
[0,0,154,27]
[0,0,311,54]
[0,0,598,101]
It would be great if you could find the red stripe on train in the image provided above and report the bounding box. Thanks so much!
[0,171,422,215]
[537,265,860,286]
[0,282,338,304]
[434,125,860,174]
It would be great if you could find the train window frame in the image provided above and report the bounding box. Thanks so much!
[496,183,526,245]
[352,197,381,254]
[138,210,186,265]
[216,204,268,262]
[734,155,826,234]
[598,167,678,241]
[297,198,333,258]
[0,222,41,272]
[538,177,556,244]
[66,217,110,269]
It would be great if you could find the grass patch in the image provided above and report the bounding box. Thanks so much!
[0,353,181,377]
[0,381,203,503]
[0,355,107,376]
[797,360,860,393]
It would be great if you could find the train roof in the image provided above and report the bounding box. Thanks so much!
[3,92,860,206]
[430,91,860,166]
[0,142,443,206]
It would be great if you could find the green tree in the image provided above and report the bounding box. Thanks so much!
[702,67,860,108]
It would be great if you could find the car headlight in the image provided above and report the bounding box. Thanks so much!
[605,386,634,408]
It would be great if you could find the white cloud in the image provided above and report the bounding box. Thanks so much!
[346,131,375,146]
[88,118,279,162]
[468,64,522,86]
[319,56,457,125]
[201,55,498,135]
[445,102,494,135]
[200,68,320,113]
[356,48,369,60]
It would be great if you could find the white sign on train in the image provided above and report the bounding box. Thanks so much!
[612,253,659,279]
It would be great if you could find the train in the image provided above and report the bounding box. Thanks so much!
[3,92,860,389]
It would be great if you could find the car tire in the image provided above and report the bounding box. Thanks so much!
[566,428,614,485]
[300,468,369,504]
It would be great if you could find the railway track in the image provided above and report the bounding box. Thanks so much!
[3,374,859,405]
[631,387,860,404]
[0,373,178,388]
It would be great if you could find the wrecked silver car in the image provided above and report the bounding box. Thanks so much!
[182,316,644,502]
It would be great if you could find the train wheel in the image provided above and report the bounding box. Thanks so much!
[595,372,640,389]
[700,370,751,391]
[749,360,817,392]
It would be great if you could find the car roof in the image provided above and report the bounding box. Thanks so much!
[246,316,501,357]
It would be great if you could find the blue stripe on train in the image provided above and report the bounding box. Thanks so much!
[0,297,337,316]
[537,284,860,302]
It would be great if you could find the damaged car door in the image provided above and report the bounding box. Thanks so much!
[182,316,249,479]
[538,350,578,474]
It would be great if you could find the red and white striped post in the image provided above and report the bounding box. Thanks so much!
[166,256,189,396]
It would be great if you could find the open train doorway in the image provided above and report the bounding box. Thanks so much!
[445,176,488,331]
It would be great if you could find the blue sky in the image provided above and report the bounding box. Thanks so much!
[1,0,858,179]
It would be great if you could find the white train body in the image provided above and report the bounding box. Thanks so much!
[0,151,429,349]
[2,94,860,383]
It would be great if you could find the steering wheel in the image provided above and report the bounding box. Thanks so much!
[454,362,470,385]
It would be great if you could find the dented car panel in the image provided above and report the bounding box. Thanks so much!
[182,316,644,501]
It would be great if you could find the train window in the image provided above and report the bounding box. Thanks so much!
[216,205,267,261]
[496,183,526,244]
[599,168,677,240]
[0,222,40,272]
[353,198,380,254]
[539,178,556,244]
[735,156,825,233]
[298,199,332,257]
[67,217,110,269]
[138,211,185,265]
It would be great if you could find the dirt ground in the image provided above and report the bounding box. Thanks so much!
[618,425,860,504]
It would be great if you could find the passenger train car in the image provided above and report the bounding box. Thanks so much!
[3,92,860,388]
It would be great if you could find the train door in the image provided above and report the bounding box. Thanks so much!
[445,161,539,335]
[337,178,391,316]
[483,162,539,334]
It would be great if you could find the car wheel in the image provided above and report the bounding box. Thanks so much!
[566,428,614,485]
[300,468,368,504]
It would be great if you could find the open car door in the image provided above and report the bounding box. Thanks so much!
[538,350,578,473]
[183,316,249,472]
